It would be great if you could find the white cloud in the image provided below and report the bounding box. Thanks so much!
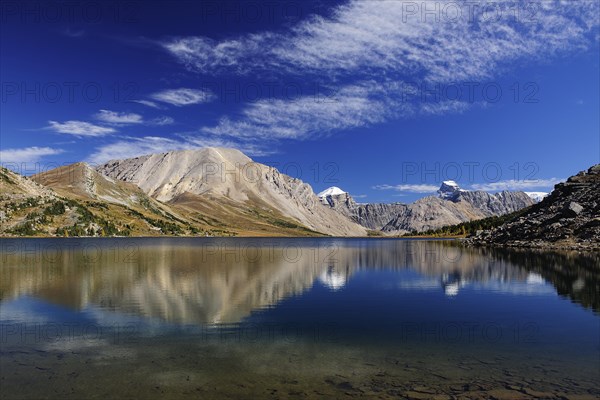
[94,109,143,124]
[162,0,599,141]
[164,1,599,79]
[0,146,64,164]
[202,83,401,139]
[150,88,214,106]
[47,120,116,137]
[130,99,162,109]
[373,184,439,193]
[149,116,175,126]
[470,178,564,191]
[93,110,175,126]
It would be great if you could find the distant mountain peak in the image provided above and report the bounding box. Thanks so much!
[317,186,347,198]
[525,192,549,203]
[438,180,463,200]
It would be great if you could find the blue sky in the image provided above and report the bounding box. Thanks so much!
[1,0,599,202]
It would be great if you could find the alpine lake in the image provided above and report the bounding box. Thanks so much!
[1,238,598,399]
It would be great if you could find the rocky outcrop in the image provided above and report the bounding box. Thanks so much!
[469,165,600,250]
[354,202,408,230]
[455,190,534,216]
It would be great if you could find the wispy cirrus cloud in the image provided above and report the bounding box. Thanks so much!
[0,146,64,164]
[164,1,599,79]
[162,0,599,142]
[94,110,174,126]
[203,83,396,139]
[373,184,440,193]
[150,88,214,106]
[47,120,116,137]
[94,109,143,124]
[470,178,564,191]
[130,99,162,109]
[149,116,175,126]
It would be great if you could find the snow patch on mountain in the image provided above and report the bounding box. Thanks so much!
[525,192,549,202]
[317,186,347,198]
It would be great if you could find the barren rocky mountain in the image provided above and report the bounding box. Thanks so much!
[320,192,406,230]
[97,148,366,236]
[319,181,535,234]
[470,164,600,250]
[32,162,172,211]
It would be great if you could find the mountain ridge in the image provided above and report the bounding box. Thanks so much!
[319,181,536,234]
[3,148,583,239]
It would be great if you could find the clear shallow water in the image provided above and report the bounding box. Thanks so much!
[1,238,598,399]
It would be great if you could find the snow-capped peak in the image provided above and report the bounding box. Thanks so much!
[525,192,549,203]
[442,180,459,188]
[438,180,463,200]
[317,186,347,198]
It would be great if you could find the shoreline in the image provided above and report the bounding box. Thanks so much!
[0,235,459,240]
[2,235,598,252]
[464,239,600,252]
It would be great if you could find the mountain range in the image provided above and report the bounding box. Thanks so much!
[318,181,537,234]
[0,147,553,238]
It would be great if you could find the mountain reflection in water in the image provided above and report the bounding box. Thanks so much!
[1,238,598,327]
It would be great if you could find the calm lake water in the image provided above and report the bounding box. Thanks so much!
[1,238,599,399]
